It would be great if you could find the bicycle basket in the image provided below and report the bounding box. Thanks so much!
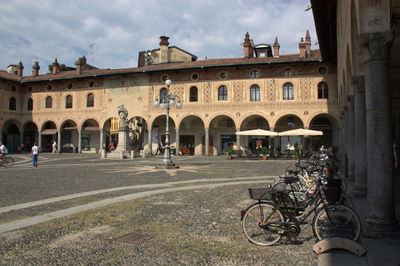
[248,187,274,200]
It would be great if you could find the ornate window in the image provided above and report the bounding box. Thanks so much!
[190,86,198,102]
[27,98,33,111]
[66,95,73,108]
[250,85,260,101]
[283,83,294,100]
[45,96,52,108]
[318,82,329,99]
[87,93,94,107]
[9,97,16,110]
[218,85,228,101]
[160,88,168,103]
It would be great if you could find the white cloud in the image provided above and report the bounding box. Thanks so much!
[0,0,317,72]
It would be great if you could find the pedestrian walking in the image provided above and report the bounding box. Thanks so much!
[52,141,57,154]
[31,143,39,167]
[0,142,8,164]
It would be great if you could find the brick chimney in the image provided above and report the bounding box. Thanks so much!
[75,57,83,74]
[273,36,280,58]
[159,36,169,64]
[305,30,311,57]
[243,32,254,58]
[16,61,24,76]
[32,61,40,76]
[299,37,306,58]
[52,58,59,74]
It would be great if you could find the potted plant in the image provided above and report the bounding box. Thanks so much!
[226,146,233,160]
[260,146,269,160]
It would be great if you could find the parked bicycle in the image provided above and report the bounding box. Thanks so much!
[241,175,361,246]
[0,155,14,168]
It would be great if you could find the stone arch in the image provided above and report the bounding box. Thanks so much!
[60,119,78,153]
[205,112,237,129]
[179,114,205,155]
[238,114,272,155]
[81,118,101,152]
[127,116,149,152]
[309,113,340,150]
[103,117,119,152]
[209,114,237,155]
[22,121,38,152]
[1,120,21,153]
[40,120,58,152]
[274,114,304,153]
[150,115,177,155]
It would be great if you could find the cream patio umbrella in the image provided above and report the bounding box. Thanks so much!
[277,128,323,136]
[236,128,278,136]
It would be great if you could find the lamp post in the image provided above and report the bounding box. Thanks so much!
[154,79,182,168]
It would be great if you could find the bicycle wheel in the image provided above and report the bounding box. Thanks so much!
[339,193,354,209]
[3,157,13,168]
[312,204,361,241]
[242,202,284,246]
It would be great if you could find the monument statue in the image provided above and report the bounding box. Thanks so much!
[118,104,128,127]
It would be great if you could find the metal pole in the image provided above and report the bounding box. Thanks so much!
[163,97,172,165]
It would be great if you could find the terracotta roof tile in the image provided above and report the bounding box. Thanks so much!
[2,50,322,83]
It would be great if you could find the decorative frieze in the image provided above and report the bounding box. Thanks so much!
[233,81,244,102]
[203,82,212,103]
[266,80,276,101]
[300,78,312,100]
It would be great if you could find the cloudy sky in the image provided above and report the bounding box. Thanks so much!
[0,0,317,73]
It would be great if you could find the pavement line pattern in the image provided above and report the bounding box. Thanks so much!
[0,179,273,234]
[0,176,277,214]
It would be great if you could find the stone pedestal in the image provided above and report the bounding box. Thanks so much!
[116,126,129,152]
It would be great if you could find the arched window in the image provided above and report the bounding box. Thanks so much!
[87,93,94,107]
[9,97,16,110]
[250,85,260,101]
[283,83,294,100]
[45,96,52,108]
[27,98,33,111]
[190,86,198,102]
[218,85,228,101]
[160,88,168,103]
[318,82,329,99]
[66,95,73,108]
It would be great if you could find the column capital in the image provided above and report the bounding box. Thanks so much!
[352,75,365,94]
[359,31,393,61]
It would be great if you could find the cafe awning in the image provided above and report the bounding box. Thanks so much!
[83,126,100,131]
[236,129,278,136]
[278,128,323,136]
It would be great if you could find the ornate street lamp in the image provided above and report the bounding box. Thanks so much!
[154,79,182,168]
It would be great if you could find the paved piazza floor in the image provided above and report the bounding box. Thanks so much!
[0,153,318,265]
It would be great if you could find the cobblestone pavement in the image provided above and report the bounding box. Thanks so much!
[0,154,318,265]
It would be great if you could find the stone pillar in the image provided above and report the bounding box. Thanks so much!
[19,131,23,149]
[175,128,180,155]
[147,129,152,155]
[99,128,104,152]
[38,133,42,149]
[236,128,241,157]
[346,97,355,180]
[57,130,61,153]
[205,128,209,156]
[361,31,399,237]
[353,76,367,194]
[78,129,82,153]
[270,127,275,157]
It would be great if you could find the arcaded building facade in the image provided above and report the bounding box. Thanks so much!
[0,32,338,156]
[311,0,400,237]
